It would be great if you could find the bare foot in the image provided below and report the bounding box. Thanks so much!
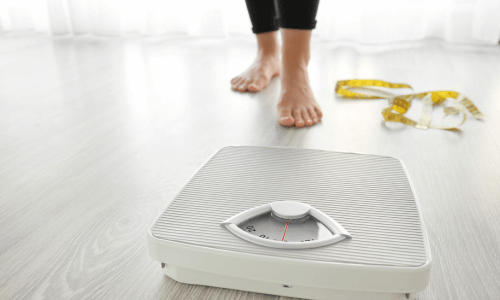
[277,29,322,128]
[231,54,280,93]
[231,31,280,93]
[277,67,322,128]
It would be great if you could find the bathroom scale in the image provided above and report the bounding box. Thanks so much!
[148,146,431,300]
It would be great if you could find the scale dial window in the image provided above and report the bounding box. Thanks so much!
[238,212,334,243]
[222,201,351,249]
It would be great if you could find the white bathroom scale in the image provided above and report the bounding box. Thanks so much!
[148,146,431,300]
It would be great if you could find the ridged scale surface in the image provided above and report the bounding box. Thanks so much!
[152,146,427,267]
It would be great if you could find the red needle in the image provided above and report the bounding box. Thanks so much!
[282,220,289,241]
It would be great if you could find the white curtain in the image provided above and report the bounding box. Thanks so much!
[1,0,499,44]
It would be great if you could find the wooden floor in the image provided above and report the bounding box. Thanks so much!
[1,35,499,300]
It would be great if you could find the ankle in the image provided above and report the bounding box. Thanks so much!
[257,48,280,60]
[282,57,308,76]
[281,63,309,88]
[256,31,280,58]
[282,56,309,70]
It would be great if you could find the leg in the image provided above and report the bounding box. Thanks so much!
[276,0,322,128]
[231,0,280,93]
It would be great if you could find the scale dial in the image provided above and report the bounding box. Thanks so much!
[221,201,351,249]
[238,212,334,243]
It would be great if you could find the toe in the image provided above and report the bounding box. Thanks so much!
[247,83,260,93]
[247,78,267,93]
[232,78,244,90]
[314,106,323,119]
[302,109,313,127]
[231,76,240,85]
[307,108,319,124]
[293,110,305,128]
[238,81,249,92]
[278,109,295,127]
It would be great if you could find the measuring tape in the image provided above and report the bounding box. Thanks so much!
[335,79,484,131]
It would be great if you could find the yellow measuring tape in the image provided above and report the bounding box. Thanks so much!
[335,79,484,131]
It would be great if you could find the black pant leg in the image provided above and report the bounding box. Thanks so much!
[245,0,279,34]
[275,0,320,30]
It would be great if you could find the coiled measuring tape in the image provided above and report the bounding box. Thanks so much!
[335,79,484,131]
